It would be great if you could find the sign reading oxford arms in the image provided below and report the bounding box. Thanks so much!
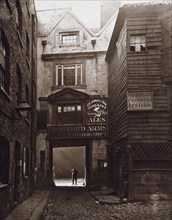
[48,98,108,139]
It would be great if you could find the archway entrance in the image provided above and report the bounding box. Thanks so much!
[53,146,86,187]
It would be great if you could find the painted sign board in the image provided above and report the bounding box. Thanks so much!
[47,124,107,139]
[87,98,108,124]
[127,92,153,111]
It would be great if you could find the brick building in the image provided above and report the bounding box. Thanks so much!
[0,0,37,218]
[106,3,172,200]
[36,3,119,187]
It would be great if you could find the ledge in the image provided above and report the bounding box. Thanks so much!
[51,85,87,90]
[42,51,99,60]
[0,183,8,189]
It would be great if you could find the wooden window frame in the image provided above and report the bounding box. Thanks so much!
[130,35,146,52]
[60,32,79,45]
[55,103,83,125]
[56,64,83,86]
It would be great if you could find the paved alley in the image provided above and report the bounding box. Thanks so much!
[40,187,172,220]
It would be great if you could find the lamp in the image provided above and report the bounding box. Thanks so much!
[91,39,96,49]
[15,100,31,119]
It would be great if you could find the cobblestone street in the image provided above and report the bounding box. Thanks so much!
[40,187,172,220]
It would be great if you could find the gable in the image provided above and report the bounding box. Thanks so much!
[48,88,89,103]
[49,11,93,37]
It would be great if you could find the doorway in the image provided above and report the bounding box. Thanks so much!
[53,146,86,187]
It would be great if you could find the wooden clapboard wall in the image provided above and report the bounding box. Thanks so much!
[126,15,171,142]
[108,21,128,144]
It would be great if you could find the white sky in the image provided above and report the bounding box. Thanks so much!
[34,0,163,28]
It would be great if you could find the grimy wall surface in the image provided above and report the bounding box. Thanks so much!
[106,3,172,200]
[0,0,37,218]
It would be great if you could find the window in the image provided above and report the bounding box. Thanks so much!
[97,160,108,173]
[16,65,22,105]
[56,104,82,124]
[26,32,30,60]
[16,0,23,37]
[0,137,9,184]
[60,32,78,45]
[56,64,82,86]
[0,30,10,93]
[23,147,29,177]
[40,150,45,173]
[25,84,29,105]
[130,35,146,52]
[25,84,30,120]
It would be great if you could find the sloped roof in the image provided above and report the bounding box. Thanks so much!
[48,87,89,103]
[37,8,70,35]
[131,143,172,161]
[37,9,94,37]
[106,2,172,61]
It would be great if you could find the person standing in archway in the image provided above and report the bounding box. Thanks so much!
[71,167,78,185]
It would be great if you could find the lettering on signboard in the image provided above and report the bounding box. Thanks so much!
[127,92,153,111]
[87,99,107,123]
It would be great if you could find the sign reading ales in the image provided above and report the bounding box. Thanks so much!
[87,99,108,123]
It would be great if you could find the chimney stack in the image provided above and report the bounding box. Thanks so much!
[100,0,121,28]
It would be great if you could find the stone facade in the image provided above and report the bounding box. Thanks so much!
[36,7,118,187]
[0,0,37,218]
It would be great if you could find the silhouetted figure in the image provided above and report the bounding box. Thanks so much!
[71,167,78,185]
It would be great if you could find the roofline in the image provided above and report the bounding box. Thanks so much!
[105,3,172,62]
[41,10,95,37]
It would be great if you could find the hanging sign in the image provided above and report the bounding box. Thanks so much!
[87,99,108,123]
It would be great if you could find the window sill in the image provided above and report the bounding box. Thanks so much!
[127,51,149,55]
[51,85,87,90]
[0,86,12,101]
[0,183,8,189]
[59,43,80,48]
